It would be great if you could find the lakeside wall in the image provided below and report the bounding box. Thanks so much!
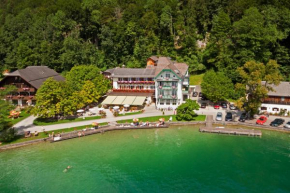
[1,121,289,152]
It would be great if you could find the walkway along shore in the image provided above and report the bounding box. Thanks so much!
[1,120,290,152]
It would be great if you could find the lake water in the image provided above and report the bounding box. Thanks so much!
[0,126,290,193]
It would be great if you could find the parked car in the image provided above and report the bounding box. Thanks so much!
[200,103,207,108]
[256,116,267,125]
[225,112,233,121]
[270,118,285,127]
[229,104,237,110]
[201,95,207,100]
[199,92,203,97]
[216,112,223,121]
[214,103,220,109]
[284,121,290,129]
[192,92,198,97]
[221,102,227,109]
[239,112,248,122]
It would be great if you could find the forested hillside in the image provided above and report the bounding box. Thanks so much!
[0,0,290,81]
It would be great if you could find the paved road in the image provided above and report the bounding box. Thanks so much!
[14,103,290,134]
[14,105,175,134]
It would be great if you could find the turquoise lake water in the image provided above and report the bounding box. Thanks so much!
[0,126,290,193]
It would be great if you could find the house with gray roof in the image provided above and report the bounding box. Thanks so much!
[0,66,65,106]
[103,56,189,109]
[260,81,290,114]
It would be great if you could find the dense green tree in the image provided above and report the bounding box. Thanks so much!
[201,70,234,102]
[0,85,17,142]
[236,60,282,116]
[176,99,200,121]
[33,78,65,118]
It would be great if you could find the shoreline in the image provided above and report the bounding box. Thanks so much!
[1,121,289,152]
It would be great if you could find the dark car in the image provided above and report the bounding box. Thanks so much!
[221,102,227,109]
[192,92,198,97]
[270,118,285,127]
[225,112,233,121]
[200,103,206,108]
[201,95,207,100]
[199,92,203,97]
[239,113,248,122]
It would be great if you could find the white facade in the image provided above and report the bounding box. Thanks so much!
[155,70,189,109]
[260,103,290,114]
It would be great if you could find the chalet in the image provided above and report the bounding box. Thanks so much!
[0,66,65,106]
[103,56,189,109]
[260,81,290,114]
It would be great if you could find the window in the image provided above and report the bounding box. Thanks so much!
[166,100,170,105]
[281,97,285,101]
[166,73,170,78]
[160,100,164,105]
[172,100,176,105]
[118,78,122,81]
[172,90,177,96]
[272,107,279,111]
[172,82,177,87]
[159,82,163,86]
[261,107,267,110]
[150,86,155,90]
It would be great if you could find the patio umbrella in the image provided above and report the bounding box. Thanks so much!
[113,106,119,110]
[92,122,99,126]
[77,109,84,113]
[133,118,139,122]
[159,118,165,122]
[124,104,130,108]
[98,108,104,111]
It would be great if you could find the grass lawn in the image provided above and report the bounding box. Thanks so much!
[1,122,108,146]
[10,111,31,125]
[117,111,143,117]
[116,115,206,123]
[33,115,102,126]
[190,73,204,85]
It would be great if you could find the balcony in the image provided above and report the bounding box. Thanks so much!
[158,95,177,99]
[6,95,35,100]
[183,79,189,85]
[117,81,155,84]
[18,87,35,92]
[182,90,188,94]
[112,89,154,93]
[156,78,179,81]
[158,85,177,90]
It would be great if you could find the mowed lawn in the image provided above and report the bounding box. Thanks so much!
[33,115,102,126]
[117,115,206,123]
[190,73,204,85]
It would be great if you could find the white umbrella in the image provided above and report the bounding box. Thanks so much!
[77,109,84,113]
[98,108,104,111]
[113,106,119,110]
[124,104,130,108]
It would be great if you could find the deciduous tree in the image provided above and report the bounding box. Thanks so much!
[176,99,199,121]
[236,60,282,116]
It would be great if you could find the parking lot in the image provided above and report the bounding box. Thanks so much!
[191,93,290,129]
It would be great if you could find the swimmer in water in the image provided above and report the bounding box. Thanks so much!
[63,165,72,172]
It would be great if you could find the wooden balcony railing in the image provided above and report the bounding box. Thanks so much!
[117,81,155,84]
[18,87,35,92]
[112,89,155,93]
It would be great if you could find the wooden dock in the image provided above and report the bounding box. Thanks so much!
[50,124,169,143]
[200,115,262,137]
[199,127,262,136]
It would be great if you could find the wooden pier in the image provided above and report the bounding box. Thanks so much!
[199,127,262,136]
[200,115,262,137]
[50,124,169,143]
